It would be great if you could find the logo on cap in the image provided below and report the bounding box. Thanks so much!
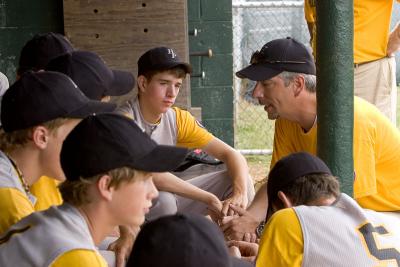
[168,49,177,59]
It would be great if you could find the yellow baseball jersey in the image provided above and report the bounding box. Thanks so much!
[173,107,214,148]
[271,97,400,211]
[257,194,400,266]
[257,208,303,267]
[124,97,214,149]
[304,0,399,63]
[30,176,63,211]
[51,249,107,267]
[0,188,35,235]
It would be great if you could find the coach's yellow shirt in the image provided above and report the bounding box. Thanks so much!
[304,0,399,63]
[271,97,400,211]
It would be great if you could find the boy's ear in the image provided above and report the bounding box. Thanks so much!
[97,175,114,201]
[31,126,50,149]
[277,191,294,208]
[137,75,147,93]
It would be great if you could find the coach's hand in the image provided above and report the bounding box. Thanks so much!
[222,192,248,217]
[221,204,259,241]
[108,226,139,267]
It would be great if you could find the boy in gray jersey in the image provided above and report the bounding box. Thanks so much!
[228,152,400,266]
[0,113,188,267]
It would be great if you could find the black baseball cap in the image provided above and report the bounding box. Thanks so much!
[1,71,116,132]
[236,37,315,81]
[46,51,135,100]
[18,32,74,75]
[127,213,252,267]
[266,152,332,218]
[60,113,189,180]
[138,47,192,76]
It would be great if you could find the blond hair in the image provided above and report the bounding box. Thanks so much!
[0,118,69,152]
[59,167,148,206]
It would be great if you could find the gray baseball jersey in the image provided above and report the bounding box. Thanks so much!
[294,193,400,267]
[0,203,100,267]
[0,150,36,204]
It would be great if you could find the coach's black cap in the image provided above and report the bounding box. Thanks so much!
[236,37,315,81]
[138,47,192,76]
[61,113,189,180]
[46,51,135,100]
[1,71,115,132]
[18,32,74,75]
[266,152,332,218]
[127,213,252,267]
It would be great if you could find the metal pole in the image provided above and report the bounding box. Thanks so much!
[316,0,354,196]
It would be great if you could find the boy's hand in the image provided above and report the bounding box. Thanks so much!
[222,192,248,216]
[227,240,259,262]
[221,204,259,241]
[108,226,139,267]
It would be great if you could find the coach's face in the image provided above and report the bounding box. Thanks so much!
[252,75,294,120]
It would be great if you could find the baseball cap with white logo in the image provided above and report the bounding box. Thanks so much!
[137,47,192,76]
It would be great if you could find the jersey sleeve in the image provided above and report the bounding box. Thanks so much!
[0,188,35,235]
[30,176,63,211]
[174,107,214,148]
[256,208,303,267]
[51,249,108,267]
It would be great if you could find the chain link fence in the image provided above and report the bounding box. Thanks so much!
[233,0,310,154]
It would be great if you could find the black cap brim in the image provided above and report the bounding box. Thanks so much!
[134,144,188,172]
[107,69,135,96]
[153,62,192,75]
[67,100,116,118]
[231,257,253,267]
[236,64,282,81]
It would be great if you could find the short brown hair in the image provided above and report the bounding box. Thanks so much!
[0,118,69,153]
[59,167,148,206]
[272,173,340,209]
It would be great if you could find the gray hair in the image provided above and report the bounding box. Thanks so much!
[279,71,316,93]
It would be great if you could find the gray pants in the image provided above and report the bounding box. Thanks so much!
[146,164,255,221]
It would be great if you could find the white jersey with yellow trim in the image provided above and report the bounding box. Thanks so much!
[295,193,400,266]
[0,203,101,267]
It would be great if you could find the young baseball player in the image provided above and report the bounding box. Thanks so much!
[0,71,115,235]
[0,113,188,267]
[16,32,76,212]
[127,213,252,267]
[46,50,135,102]
[118,47,254,220]
[229,153,400,266]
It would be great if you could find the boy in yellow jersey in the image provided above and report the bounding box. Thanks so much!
[222,37,400,241]
[0,71,115,235]
[118,47,255,220]
[229,152,400,266]
[0,113,188,267]
[304,0,400,124]
[16,32,75,212]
